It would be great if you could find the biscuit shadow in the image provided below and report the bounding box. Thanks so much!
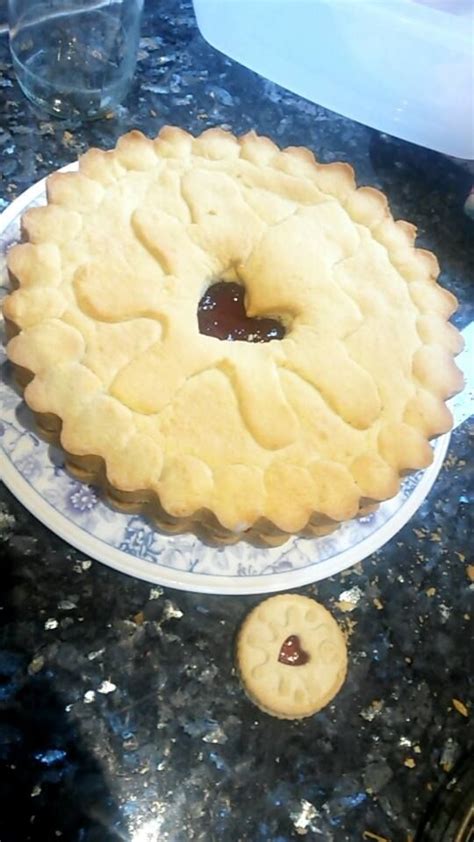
[0,547,127,842]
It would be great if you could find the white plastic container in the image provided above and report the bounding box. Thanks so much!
[193,0,474,159]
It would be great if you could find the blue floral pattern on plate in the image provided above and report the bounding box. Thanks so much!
[0,170,452,594]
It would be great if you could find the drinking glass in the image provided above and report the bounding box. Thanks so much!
[8,0,143,119]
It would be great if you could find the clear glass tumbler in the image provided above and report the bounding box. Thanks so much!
[8,0,143,119]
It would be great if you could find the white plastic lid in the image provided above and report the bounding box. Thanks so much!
[193,0,474,159]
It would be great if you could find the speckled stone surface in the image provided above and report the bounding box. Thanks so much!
[0,2,473,840]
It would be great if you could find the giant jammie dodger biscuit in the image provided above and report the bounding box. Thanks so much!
[3,126,464,545]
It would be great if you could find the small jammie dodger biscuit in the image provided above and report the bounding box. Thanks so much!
[236,593,347,719]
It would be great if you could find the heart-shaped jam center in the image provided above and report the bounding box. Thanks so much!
[198,281,285,342]
[278,634,310,666]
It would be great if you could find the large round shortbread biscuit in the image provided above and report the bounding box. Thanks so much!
[236,594,347,719]
[3,126,464,543]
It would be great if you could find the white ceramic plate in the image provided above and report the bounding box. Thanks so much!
[0,169,455,594]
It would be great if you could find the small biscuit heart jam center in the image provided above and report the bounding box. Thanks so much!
[278,635,309,666]
[198,281,285,342]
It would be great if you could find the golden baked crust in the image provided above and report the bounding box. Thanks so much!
[3,127,464,543]
[236,594,347,719]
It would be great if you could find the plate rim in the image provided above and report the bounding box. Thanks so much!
[0,435,450,594]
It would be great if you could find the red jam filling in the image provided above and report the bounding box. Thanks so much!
[278,634,310,666]
[198,281,285,342]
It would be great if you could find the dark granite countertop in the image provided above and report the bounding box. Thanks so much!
[0,1,473,840]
